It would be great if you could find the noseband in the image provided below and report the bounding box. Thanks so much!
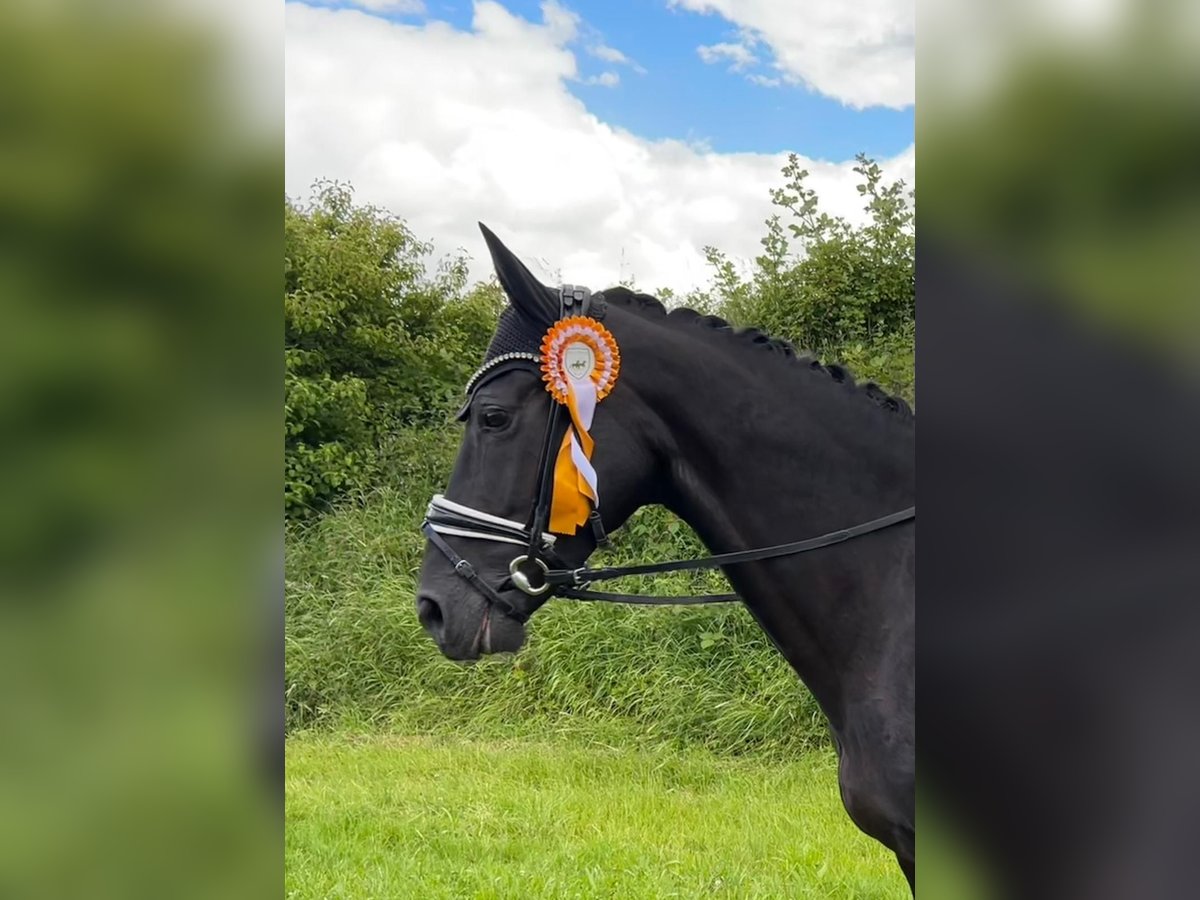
[422,284,916,614]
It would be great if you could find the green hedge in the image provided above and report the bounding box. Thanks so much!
[285,181,502,516]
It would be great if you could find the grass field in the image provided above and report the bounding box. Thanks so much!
[286,733,908,899]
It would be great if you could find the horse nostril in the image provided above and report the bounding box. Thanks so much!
[417,595,444,633]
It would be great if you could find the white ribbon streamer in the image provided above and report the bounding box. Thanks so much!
[567,373,599,506]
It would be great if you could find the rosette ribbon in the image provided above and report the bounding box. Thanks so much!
[540,317,620,534]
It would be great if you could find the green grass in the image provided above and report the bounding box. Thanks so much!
[286,733,908,899]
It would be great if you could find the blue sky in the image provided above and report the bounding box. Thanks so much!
[320,0,913,160]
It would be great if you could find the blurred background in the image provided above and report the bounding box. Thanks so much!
[0,1,280,898]
[921,0,1199,358]
[917,0,1200,897]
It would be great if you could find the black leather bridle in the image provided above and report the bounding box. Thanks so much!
[422,284,916,616]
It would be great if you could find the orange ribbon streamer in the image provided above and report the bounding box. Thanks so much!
[549,389,597,534]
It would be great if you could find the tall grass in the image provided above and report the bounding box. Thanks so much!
[285,427,828,756]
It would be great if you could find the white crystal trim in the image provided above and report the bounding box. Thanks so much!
[463,352,541,396]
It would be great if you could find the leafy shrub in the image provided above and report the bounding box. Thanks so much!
[284,181,503,516]
[690,154,915,400]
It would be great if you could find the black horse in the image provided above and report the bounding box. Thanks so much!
[417,227,916,891]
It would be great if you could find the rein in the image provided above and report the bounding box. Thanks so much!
[422,284,916,611]
[548,506,915,604]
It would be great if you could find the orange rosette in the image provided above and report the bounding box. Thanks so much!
[539,317,620,534]
[540,317,620,405]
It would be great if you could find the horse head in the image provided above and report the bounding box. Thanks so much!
[415,226,659,659]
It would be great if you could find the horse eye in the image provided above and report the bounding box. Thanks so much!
[480,408,510,429]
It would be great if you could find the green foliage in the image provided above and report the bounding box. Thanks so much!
[284,181,503,515]
[696,154,915,400]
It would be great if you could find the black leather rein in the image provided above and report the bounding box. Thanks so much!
[547,506,916,605]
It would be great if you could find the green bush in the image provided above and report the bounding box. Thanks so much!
[690,154,915,401]
[284,181,504,515]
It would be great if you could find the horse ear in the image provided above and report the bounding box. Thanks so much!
[479,223,558,326]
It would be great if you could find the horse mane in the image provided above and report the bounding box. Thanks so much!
[601,286,914,419]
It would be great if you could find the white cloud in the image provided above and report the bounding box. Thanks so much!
[340,0,429,11]
[696,40,757,71]
[285,1,914,293]
[588,42,646,74]
[538,0,580,38]
[747,72,781,88]
[584,71,620,87]
[671,0,913,109]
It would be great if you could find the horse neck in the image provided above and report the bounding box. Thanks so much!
[623,319,914,719]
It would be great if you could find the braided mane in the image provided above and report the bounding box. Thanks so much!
[601,286,913,419]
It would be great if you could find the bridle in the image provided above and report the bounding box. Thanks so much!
[422,284,915,619]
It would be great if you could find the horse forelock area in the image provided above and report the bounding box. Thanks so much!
[600,287,914,421]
